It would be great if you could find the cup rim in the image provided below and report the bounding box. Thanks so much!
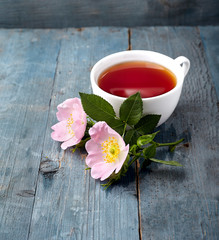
[90,50,184,101]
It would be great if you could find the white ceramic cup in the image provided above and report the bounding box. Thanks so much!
[90,50,190,126]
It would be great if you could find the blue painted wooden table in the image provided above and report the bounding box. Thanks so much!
[0,27,218,240]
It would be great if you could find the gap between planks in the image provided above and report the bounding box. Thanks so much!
[136,160,142,240]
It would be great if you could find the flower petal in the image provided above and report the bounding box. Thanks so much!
[100,164,117,181]
[51,97,87,150]
[86,153,104,168]
[85,139,102,154]
[86,121,129,182]
[91,162,115,181]
[89,121,121,144]
[85,139,104,167]
[56,98,83,121]
[74,119,87,140]
[115,145,129,174]
[51,121,72,142]
[61,136,81,150]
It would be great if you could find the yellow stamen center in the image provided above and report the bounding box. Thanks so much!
[101,137,120,163]
[67,114,75,136]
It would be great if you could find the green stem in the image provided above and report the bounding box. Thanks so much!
[87,116,95,126]
[152,138,184,147]
[102,178,116,190]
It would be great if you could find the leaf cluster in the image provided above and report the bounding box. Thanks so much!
[79,92,183,188]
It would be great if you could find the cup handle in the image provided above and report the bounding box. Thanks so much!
[174,56,190,77]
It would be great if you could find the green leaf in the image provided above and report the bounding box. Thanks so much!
[143,144,156,159]
[149,158,183,167]
[137,131,159,147]
[124,129,140,145]
[107,118,125,135]
[79,93,116,122]
[119,92,143,125]
[135,114,161,135]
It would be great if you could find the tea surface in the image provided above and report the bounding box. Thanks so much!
[98,61,176,98]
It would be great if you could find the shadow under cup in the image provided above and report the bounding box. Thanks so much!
[90,50,190,126]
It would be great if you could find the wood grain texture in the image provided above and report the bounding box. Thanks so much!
[0,0,219,28]
[199,26,219,99]
[0,29,63,239]
[0,27,218,240]
[131,26,219,240]
[27,28,139,240]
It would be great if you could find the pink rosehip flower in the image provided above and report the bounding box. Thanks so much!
[85,121,129,181]
[51,98,87,150]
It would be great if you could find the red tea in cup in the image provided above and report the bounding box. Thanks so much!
[98,61,177,98]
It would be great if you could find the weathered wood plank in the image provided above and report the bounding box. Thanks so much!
[1,26,218,240]
[0,29,63,239]
[131,27,219,240]
[199,26,219,99]
[28,28,139,240]
[0,0,219,28]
